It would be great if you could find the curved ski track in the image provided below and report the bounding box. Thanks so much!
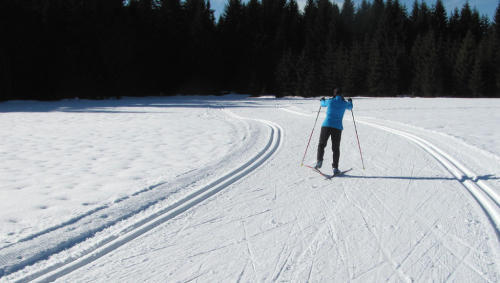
[278,106,500,241]
[8,108,283,283]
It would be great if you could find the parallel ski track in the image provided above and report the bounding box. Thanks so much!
[357,120,500,239]
[279,106,500,240]
[9,108,283,283]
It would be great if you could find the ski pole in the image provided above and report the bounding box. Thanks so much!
[300,105,322,166]
[350,105,365,169]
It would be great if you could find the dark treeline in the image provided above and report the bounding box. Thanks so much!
[1,0,500,101]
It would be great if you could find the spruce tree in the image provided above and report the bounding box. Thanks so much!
[412,31,445,96]
[368,0,385,37]
[313,0,335,60]
[448,8,461,40]
[281,0,303,53]
[322,43,339,95]
[418,0,430,34]
[496,43,500,96]
[388,40,411,96]
[218,0,246,91]
[474,32,498,96]
[496,2,500,97]
[343,40,368,95]
[353,0,371,41]
[341,0,356,45]
[430,0,447,38]
[296,50,316,97]
[275,50,297,97]
[470,7,486,42]
[495,0,500,39]
[368,39,388,96]
[410,0,420,25]
[158,0,185,95]
[454,31,476,96]
[243,0,264,95]
[469,57,484,97]
[181,0,217,94]
[0,0,13,101]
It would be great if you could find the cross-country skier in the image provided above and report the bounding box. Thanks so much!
[314,88,353,175]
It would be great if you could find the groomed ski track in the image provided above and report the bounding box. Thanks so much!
[1,108,283,283]
[357,120,500,239]
[58,101,500,282]
[3,98,500,283]
[280,106,500,242]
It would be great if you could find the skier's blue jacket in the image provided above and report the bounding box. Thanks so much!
[320,95,353,130]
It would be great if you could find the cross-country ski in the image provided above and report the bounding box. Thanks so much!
[325,168,353,179]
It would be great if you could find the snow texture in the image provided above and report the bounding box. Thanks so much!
[0,95,499,282]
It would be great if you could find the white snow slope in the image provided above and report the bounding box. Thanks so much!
[1,95,500,283]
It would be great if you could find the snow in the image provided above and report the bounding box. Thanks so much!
[1,95,499,282]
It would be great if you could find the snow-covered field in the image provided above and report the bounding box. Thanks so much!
[1,95,499,282]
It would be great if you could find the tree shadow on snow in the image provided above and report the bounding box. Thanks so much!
[0,95,277,113]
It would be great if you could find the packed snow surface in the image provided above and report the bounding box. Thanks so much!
[1,95,499,282]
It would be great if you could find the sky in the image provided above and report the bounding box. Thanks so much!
[210,0,499,21]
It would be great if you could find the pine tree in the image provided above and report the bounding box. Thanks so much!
[243,0,264,95]
[217,0,246,91]
[469,57,484,97]
[181,0,217,94]
[448,8,461,40]
[410,0,420,25]
[473,32,498,96]
[281,0,303,53]
[157,0,185,94]
[368,0,385,37]
[368,39,388,96]
[275,50,297,97]
[322,43,339,95]
[457,2,485,41]
[496,41,500,96]
[388,40,411,95]
[471,7,487,42]
[343,40,368,95]
[412,31,445,96]
[459,1,472,34]
[416,0,430,35]
[495,0,500,39]
[245,0,261,37]
[353,0,371,41]
[341,0,356,45]
[491,0,500,98]
[454,31,476,96]
[430,0,447,38]
[367,0,410,96]
[0,0,14,101]
[313,0,335,60]
[296,50,316,97]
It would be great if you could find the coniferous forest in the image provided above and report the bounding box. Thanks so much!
[1,0,500,101]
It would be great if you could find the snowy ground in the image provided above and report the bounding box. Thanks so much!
[1,95,499,282]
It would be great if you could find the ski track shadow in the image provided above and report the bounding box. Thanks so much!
[344,175,498,181]
[345,175,457,181]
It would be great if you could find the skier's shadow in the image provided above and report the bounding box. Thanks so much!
[476,174,500,181]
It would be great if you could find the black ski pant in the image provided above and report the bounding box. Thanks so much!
[317,126,342,168]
